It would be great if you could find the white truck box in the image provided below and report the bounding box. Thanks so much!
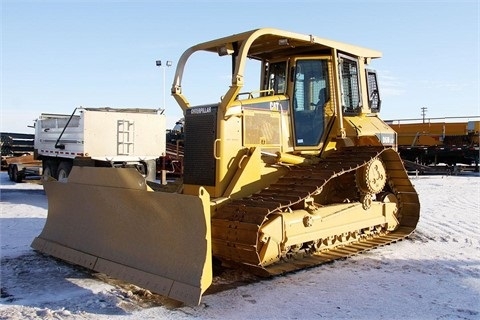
[34,107,166,180]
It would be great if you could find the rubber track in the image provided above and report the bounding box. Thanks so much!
[211,146,420,276]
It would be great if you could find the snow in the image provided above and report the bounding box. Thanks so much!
[1,171,479,319]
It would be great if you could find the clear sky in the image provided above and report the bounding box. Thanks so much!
[1,0,479,133]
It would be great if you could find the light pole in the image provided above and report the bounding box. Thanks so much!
[155,60,173,110]
[421,106,428,123]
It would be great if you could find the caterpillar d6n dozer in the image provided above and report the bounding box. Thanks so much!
[32,28,420,305]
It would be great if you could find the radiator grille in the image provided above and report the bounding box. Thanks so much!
[183,105,217,186]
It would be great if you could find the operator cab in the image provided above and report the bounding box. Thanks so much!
[263,53,381,151]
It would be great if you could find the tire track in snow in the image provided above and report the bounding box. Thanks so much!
[412,176,479,244]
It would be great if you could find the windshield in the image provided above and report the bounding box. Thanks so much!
[292,59,329,146]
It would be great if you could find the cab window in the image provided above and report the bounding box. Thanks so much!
[339,54,361,114]
[266,61,287,94]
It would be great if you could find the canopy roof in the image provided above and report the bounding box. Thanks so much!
[188,28,381,60]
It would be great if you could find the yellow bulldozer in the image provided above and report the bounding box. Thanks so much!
[32,28,420,305]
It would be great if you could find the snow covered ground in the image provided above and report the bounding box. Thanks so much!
[1,171,479,319]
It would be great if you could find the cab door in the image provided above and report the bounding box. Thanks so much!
[291,57,333,149]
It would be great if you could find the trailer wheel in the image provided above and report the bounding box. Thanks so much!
[7,165,14,181]
[57,161,73,182]
[42,161,58,181]
[11,165,23,183]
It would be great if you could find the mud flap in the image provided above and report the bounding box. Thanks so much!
[31,166,212,305]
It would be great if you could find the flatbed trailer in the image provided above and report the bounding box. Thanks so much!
[6,154,42,182]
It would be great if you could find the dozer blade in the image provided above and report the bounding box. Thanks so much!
[31,166,212,306]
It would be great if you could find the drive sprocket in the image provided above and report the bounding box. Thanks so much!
[356,157,387,194]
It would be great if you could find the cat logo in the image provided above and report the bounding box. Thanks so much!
[269,101,281,111]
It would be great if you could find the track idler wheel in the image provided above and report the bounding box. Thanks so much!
[360,193,373,210]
